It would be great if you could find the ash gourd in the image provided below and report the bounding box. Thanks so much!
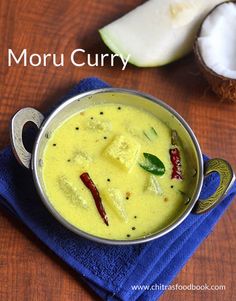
[99,0,225,67]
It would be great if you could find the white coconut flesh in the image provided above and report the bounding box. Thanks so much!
[99,0,225,67]
[197,2,236,79]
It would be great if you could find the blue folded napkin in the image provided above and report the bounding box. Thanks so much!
[0,77,235,301]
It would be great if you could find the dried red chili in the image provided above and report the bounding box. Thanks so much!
[169,148,183,180]
[80,172,109,226]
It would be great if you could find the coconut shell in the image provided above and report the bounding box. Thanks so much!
[193,1,236,103]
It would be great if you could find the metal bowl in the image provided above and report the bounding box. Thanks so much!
[10,88,235,245]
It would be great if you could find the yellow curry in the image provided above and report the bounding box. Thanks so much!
[43,103,197,240]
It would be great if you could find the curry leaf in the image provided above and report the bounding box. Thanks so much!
[139,153,165,176]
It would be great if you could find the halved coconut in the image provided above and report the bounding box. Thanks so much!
[194,1,236,102]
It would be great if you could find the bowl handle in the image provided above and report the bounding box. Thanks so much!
[10,108,44,169]
[193,158,235,214]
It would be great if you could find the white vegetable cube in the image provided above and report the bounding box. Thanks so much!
[73,151,92,168]
[58,176,88,208]
[86,118,112,132]
[105,135,140,171]
[145,175,163,196]
[103,188,127,221]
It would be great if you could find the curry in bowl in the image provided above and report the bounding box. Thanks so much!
[11,89,234,244]
[42,103,197,240]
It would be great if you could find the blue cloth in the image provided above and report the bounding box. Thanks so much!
[0,77,235,301]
